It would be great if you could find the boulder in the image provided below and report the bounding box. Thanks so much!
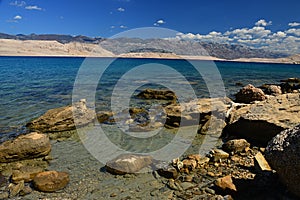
[265,124,300,197]
[27,99,95,132]
[260,84,282,96]
[235,84,267,103]
[222,139,250,154]
[33,171,70,192]
[105,154,153,175]
[225,94,300,145]
[136,89,176,100]
[0,132,51,163]
[280,78,300,93]
[164,97,231,130]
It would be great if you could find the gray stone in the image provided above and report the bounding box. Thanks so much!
[106,154,153,175]
[265,124,300,197]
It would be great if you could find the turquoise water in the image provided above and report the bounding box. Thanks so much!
[0,56,299,141]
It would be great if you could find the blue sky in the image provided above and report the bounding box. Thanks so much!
[1,0,300,53]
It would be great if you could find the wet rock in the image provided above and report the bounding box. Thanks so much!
[27,99,95,132]
[97,111,115,124]
[254,152,272,171]
[280,78,300,84]
[199,116,227,135]
[265,124,300,197]
[215,175,237,192]
[105,154,153,175]
[235,84,267,103]
[33,171,70,192]
[0,132,51,163]
[156,162,178,179]
[12,166,44,183]
[225,93,300,145]
[164,97,231,128]
[222,139,250,154]
[137,89,176,100]
[9,180,24,197]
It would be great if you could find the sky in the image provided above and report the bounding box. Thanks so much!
[0,0,300,54]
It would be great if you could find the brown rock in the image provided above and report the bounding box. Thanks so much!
[97,111,115,123]
[0,132,51,163]
[260,84,282,96]
[225,93,300,145]
[235,84,267,103]
[27,99,95,132]
[105,154,153,175]
[157,164,178,179]
[137,89,176,100]
[215,175,237,191]
[164,97,231,129]
[33,171,70,192]
[265,124,300,197]
[212,149,229,162]
[222,139,250,153]
[12,166,44,183]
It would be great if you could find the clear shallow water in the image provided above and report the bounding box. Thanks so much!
[0,56,299,142]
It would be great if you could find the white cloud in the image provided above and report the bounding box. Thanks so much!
[120,25,127,29]
[154,19,165,26]
[13,15,22,20]
[117,7,125,12]
[288,22,300,27]
[10,1,26,7]
[255,19,272,27]
[25,5,42,10]
[175,19,300,54]
[286,28,300,36]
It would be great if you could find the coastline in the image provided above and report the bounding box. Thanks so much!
[1,38,299,65]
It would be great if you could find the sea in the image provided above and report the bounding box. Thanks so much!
[1,56,300,144]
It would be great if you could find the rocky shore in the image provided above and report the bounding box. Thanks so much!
[0,78,300,199]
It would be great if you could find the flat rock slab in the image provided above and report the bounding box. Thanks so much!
[0,132,51,163]
[27,100,95,132]
[105,154,153,175]
[225,94,300,145]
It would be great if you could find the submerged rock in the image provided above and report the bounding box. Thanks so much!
[27,99,95,132]
[235,84,267,103]
[0,132,51,163]
[105,154,153,175]
[137,89,176,101]
[224,93,300,145]
[265,124,300,197]
[33,171,70,192]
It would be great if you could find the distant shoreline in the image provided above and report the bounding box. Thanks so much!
[0,38,299,65]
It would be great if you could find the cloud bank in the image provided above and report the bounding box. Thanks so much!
[175,19,300,55]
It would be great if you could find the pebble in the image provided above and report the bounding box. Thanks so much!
[204,187,215,194]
